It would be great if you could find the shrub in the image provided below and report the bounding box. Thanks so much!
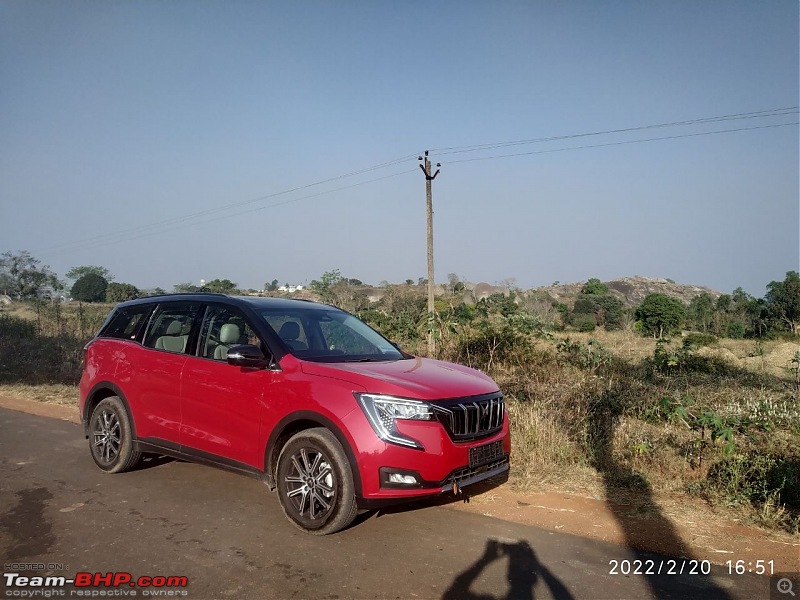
[727,321,746,339]
[705,453,800,514]
[575,315,596,332]
[106,282,139,303]
[582,278,609,296]
[683,332,718,348]
[0,314,84,384]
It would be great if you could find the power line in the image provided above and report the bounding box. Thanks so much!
[32,106,797,258]
[443,122,798,165]
[429,107,798,157]
[42,168,418,255]
[35,152,420,256]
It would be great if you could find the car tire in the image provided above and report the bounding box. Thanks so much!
[276,428,357,535]
[89,396,142,473]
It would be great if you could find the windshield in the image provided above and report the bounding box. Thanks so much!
[258,307,406,363]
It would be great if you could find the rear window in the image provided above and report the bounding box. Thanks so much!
[99,304,155,341]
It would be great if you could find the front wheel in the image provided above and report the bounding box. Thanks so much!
[89,396,142,473]
[276,428,357,535]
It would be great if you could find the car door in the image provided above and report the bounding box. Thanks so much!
[120,301,202,446]
[179,303,270,469]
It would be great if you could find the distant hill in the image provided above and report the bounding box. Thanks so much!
[265,276,723,310]
[530,276,722,309]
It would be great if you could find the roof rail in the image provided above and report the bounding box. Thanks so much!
[139,292,231,299]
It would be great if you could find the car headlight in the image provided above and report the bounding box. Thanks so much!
[355,393,433,449]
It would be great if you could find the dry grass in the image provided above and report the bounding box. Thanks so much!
[485,329,800,534]
[561,329,658,363]
[0,383,78,405]
[561,330,800,377]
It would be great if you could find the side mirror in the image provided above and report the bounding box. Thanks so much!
[226,344,268,369]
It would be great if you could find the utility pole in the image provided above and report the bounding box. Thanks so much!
[418,151,440,357]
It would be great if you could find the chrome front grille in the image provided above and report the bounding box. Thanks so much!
[433,393,505,441]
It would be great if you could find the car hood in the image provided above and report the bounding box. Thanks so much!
[299,356,499,400]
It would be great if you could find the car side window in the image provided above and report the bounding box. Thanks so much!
[100,304,155,341]
[143,303,201,354]
[198,304,261,361]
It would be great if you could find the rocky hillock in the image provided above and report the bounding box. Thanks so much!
[531,276,722,309]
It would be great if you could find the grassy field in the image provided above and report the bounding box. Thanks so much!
[2,301,798,534]
[487,330,800,533]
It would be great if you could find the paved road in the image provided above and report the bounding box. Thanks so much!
[0,408,779,599]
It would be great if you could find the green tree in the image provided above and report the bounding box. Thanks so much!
[478,292,519,318]
[265,279,279,292]
[447,273,461,295]
[687,292,715,332]
[727,321,746,339]
[571,297,596,318]
[308,271,368,312]
[569,290,623,330]
[310,269,343,303]
[0,250,62,298]
[66,265,114,282]
[173,282,202,293]
[745,297,769,338]
[71,273,108,302]
[106,282,140,303]
[635,293,686,339]
[731,287,752,310]
[203,279,239,294]
[582,278,609,296]
[716,294,732,313]
[593,294,624,330]
[766,271,800,334]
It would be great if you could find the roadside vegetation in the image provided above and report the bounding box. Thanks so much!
[1,251,798,534]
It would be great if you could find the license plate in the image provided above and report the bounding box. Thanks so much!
[469,441,503,468]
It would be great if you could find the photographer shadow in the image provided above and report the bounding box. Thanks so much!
[442,538,574,600]
[588,390,734,600]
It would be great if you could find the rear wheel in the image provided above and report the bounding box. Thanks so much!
[276,428,357,535]
[89,396,142,473]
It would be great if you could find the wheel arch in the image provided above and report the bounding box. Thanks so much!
[83,382,136,439]
[264,412,363,497]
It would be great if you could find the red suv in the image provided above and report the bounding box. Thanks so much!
[79,294,510,534]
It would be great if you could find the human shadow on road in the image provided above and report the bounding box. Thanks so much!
[588,389,735,600]
[442,538,574,600]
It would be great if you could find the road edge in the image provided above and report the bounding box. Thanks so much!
[0,394,81,424]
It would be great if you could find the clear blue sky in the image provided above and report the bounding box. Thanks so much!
[1,0,797,296]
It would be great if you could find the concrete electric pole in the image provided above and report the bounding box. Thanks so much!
[418,151,440,357]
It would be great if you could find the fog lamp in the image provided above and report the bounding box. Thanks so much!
[388,473,418,485]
